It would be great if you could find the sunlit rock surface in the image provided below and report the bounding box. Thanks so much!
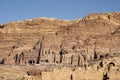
[0,12,120,80]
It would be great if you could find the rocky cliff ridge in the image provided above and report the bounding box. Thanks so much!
[0,12,120,80]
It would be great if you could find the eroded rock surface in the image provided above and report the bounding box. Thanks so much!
[0,12,120,80]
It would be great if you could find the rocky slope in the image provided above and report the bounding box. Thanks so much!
[0,12,120,80]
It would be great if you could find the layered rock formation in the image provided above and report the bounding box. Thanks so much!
[0,12,120,80]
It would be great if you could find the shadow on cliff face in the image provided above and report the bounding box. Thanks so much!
[0,24,4,28]
[0,76,5,80]
[103,73,109,80]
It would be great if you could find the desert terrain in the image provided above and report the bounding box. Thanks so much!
[0,12,120,80]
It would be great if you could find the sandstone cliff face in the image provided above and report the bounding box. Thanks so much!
[0,12,120,80]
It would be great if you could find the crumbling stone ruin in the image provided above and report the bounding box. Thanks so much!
[0,12,120,80]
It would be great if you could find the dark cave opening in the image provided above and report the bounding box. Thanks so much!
[29,60,35,65]
[103,73,109,80]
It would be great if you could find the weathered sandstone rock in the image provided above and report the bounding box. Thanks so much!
[0,12,120,80]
